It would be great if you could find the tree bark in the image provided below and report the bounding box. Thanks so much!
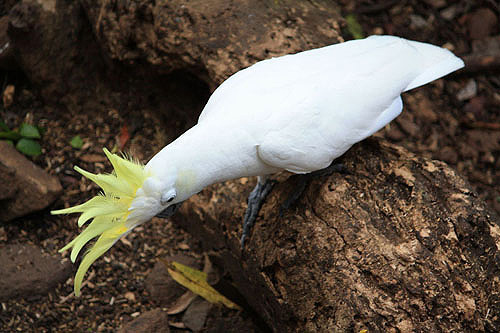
[8,0,343,101]
[81,0,344,89]
[172,138,500,332]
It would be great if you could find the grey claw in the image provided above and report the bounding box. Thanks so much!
[241,178,274,248]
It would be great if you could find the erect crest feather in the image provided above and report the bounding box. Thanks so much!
[52,148,149,296]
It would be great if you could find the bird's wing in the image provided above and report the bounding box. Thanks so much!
[199,36,463,173]
[198,36,461,124]
[256,95,404,173]
[198,36,405,123]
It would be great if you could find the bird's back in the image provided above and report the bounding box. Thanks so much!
[198,36,463,173]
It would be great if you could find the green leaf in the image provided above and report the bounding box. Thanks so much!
[37,126,47,135]
[16,138,42,156]
[0,130,21,141]
[70,135,84,149]
[19,123,41,139]
[0,120,9,131]
[346,14,364,39]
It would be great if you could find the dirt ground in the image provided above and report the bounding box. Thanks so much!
[1,0,499,332]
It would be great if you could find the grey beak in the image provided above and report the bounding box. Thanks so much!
[156,202,182,219]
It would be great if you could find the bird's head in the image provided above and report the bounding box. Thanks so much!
[51,148,177,296]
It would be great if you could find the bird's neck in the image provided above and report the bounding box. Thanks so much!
[146,123,276,201]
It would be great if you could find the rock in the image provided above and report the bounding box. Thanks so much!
[118,308,170,333]
[409,14,428,30]
[0,243,72,301]
[0,160,17,200]
[182,298,212,332]
[440,5,458,21]
[0,141,62,222]
[145,254,201,307]
[172,138,500,332]
[468,8,498,40]
[456,79,477,101]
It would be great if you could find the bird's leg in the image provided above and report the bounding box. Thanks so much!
[156,202,183,219]
[241,175,275,247]
[279,162,348,216]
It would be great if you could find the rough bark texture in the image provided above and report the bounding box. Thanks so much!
[81,0,343,89]
[172,138,500,332]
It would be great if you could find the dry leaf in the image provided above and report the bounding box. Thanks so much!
[2,84,14,108]
[124,291,136,302]
[163,260,241,310]
[119,124,130,150]
[168,321,186,329]
[167,291,197,315]
[177,242,190,250]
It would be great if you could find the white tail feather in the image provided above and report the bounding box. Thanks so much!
[402,38,464,91]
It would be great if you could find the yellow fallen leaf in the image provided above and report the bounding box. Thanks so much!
[163,259,241,310]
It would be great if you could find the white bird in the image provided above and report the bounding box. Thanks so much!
[52,35,464,295]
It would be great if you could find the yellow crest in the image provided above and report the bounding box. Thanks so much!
[52,148,149,296]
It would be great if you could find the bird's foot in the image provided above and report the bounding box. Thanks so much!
[156,202,182,219]
[312,162,349,178]
[279,162,349,216]
[241,177,275,247]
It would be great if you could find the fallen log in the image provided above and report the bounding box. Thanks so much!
[8,0,344,140]
[172,138,500,332]
[81,0,344,89]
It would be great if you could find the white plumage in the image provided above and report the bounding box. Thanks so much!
[54,35,464,295]
[146,35,463,199]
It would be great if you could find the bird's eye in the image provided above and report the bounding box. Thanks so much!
[160,189,177,205]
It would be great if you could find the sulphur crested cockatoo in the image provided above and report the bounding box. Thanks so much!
[52,35,464,295]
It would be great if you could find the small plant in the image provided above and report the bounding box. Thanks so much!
[70,135,84,149]
[0,120,43,156]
